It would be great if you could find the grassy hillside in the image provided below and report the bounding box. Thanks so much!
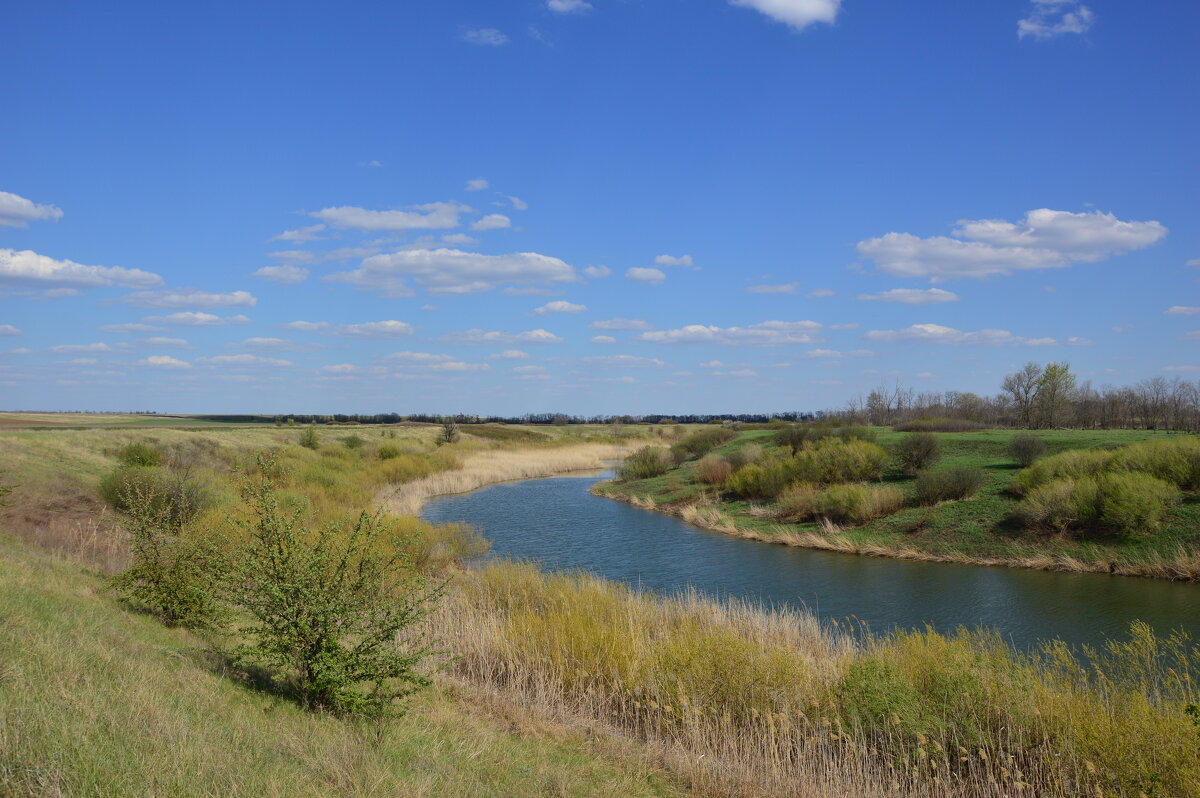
[596,427,1200,579]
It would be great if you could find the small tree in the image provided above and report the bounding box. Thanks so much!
[225,465,443,715]
[1009,434,1046,468]
[897,432,940,475]
[439,419,460,445]
[775,424,810,456]
[298,426,320,449]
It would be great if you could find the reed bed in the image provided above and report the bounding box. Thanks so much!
[380,443,634,515]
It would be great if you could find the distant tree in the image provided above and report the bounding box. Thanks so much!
[1034,362,1076,429]
[297,426,320,449]
[1002,362,1045,428]
[439,419,460,444]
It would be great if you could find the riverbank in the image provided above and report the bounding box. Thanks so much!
[592,427,1200,581]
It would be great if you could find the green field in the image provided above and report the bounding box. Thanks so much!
[596,427,1200,579]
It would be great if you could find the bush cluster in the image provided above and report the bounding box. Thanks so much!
[98,465,212,530]
[896,432,940,475]
[117,441,164,467]
[377,444,400,460]
[817,484,904,524]
[1017,472,1181,534]
[892,418,988,433]
[616,446,673,481]
[669,427,738,462]
[1013,437,1200,495]
[695,454,732,485]
[1007,433,1046,467]
[914,465,985,504]
[726,438,889,500]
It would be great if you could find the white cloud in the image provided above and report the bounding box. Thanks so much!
[1112,325,1134,333]
[639,320,822,346]
[548,0,592,13]
[590,318,651,331]
[583,265,612,278]
[1067,337,1094,346]
[139,337,189,348]
[502,286,562,296]
[441,233,478,246]
[804,348,874,358]
[711,369,758,378]
[51,343,112,353]
[531,300,586,315]
[1165,306,1200,316]
[508,196,529,211]
[384,352,455,363]
[139,355,190,369]
[730,0,841,31]
[322,364,359,374]
[0,249,163,289]
[747,282,798,294]
[333,321,414,339]
[143,312,251,326]
[808,289,835,298]
[857,288,960,305]
[1185,259,1200,268]
[99,323,163,334]
[513,365,546,374]
[196,354,293,367]
[327,248,577,296]
[472,213,512,231]
[43,288,82,298]
[0,191,63,227]
[829,323,859,330]
[429,361,490,372]
[310,201,469,231]
[699,360,726,368]
[626,267,666,285]
[864,323,1056,346]
[0,325,20,336]
[1164,365,1200,373]
[441,329,564,345]
[235,337,313,351]
[654,254,694,268]
[462,28,509,46]
[269,224,325,242]
[280,320,330,331]
[590,335,616,344]
[488,350,531,360]
[581,355,667,368]
[1018,0,1094,40]
[465,178,489,191]
[121,289,257,308]
[858,209,1166,281]
[254,265,309,284]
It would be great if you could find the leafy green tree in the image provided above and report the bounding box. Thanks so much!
[297,425,320,449]
[1034,362,1076,429]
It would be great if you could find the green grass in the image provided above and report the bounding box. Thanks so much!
[597,427,1200,578]
[0,535,680,797]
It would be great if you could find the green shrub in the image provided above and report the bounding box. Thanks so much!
[98,465,211,529]
[1007,433,1046,467]
[342,434,365,450]
[774,425,810,455]
[1109,438,1200,490]
[117,441,164,467]
[817,484,904,524]
[224,466,443,715]
[776,482,821,521]
[297,426,320,450]
[915,465,985,504]
[725,445,759,473]
[616,447,673,481]
[696,455,732,485]
[378,444,400,460]
[1016,478,1084,533]
[893,417,987,433]
[896,432,939,475]
[672,428,737,461]
[1017,473,1181,535]
[806,438,889,483]
[1012,447,1111,495]
[725,459,793,500]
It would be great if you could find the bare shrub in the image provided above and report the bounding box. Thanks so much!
[696,455,732,485]
[896,432,940,475]
[1008,434,1046,467]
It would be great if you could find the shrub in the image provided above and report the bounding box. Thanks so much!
[117,441,163,467]
[224,466,443,715]
[1109,438,1200,490]
[439,420,460,445]
[1008,433,1046,467]
[817,484,904,524]
[297,426,320,450]
[807,438,889,483]
[672,427,737,461]
[896,433,939,475]
[774,425,810,455]
[725,445,760,473]
[696,455,732,485]
[1012,448,1111,495]
[98,465,211,529]
[378,444,400,460]
[915,465,985,504]
[616,446,673,481]
[725,460,793,500]
[1016,478,1084,533]
[1017,473,1181,535]
[342,434,365,450]
[893,418,987,433]
[776,482,821,521]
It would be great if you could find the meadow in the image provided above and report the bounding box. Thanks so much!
[596,425,1200,580]
[1,418,1198,797]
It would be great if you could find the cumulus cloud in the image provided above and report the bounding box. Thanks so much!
[488,349,530,360]
[531,300,586,315]
[858,209,1166,281]
[1165,306,1200,316]
[472,213,511,231]
[121,289,257,309]
[747,282,798,294]
[0,249,163,289]
[465,178,489,191]
[581,355,666,368]
[0,191,64,227]
[583,265,611,278]
[138,337,189,348]
[311,202,469,232]
[507,196,529,211]
[142,312,251,326]
[51,343,112,353]
[1018,0,1094,39]
[654,254,694,268]
[639,320,822,346]
[626,267,666,285]
[327,248,577,296]
[269,224,325,242]
[0,325,20,336]
[383,351,455,363]
[590,318,651,330]
[804,348,874,358]
[548,0,591,12]
[99,323,163,334]
[857,288,960,304]
[332,321,413,338]
[441,233,477,246]
[322,364,359,374]
[1067,337,1094,346]
[863,323,1056,346]
[729,0,841,31]
[462,28,509,46]
[590,335,616,344]
[440,328,564,345]
[280,321,330,331]
[254,265,309,284]
[139,355,190,368]
[429,361,490,372]
[196,354,293,367]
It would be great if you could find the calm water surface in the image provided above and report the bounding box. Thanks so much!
[422,471,1200,651]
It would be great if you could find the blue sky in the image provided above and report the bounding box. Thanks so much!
[2,0,1197,415]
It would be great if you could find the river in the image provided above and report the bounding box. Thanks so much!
[421,470,1200,651]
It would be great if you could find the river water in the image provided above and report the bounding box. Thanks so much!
[421,470,1200,651]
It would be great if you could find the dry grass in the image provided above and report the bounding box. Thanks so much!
[380,443,635,515]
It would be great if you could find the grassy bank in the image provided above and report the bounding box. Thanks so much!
[595,427,1200,580]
